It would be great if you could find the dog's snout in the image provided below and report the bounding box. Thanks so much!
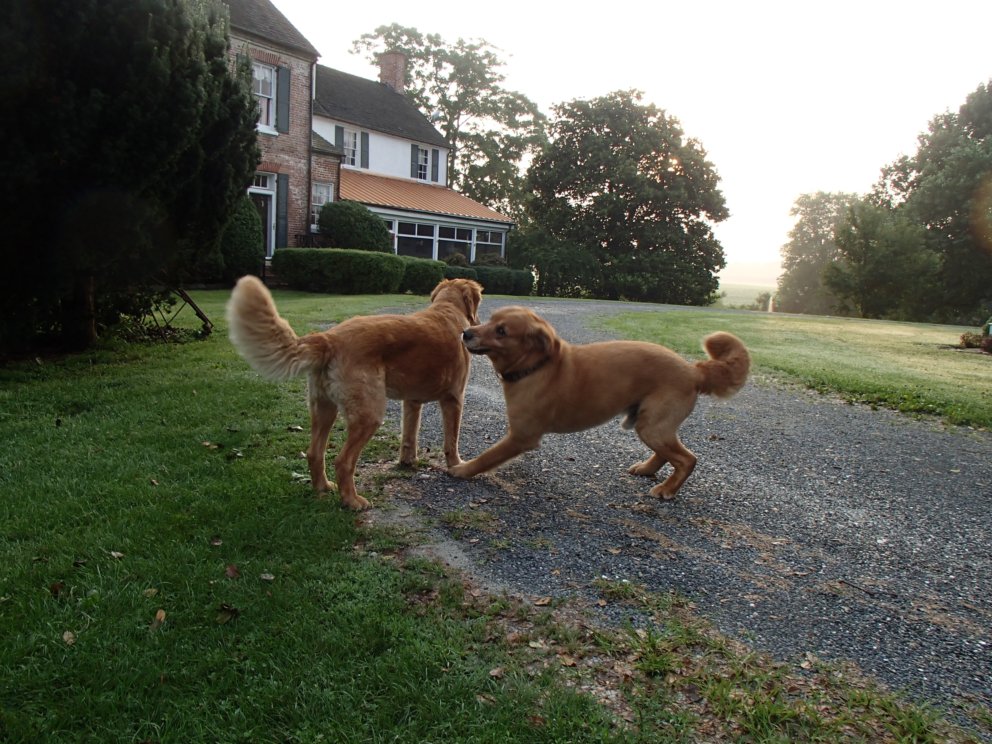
[462,329,474,341]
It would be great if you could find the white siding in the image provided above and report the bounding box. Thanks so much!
[313,116,449,185]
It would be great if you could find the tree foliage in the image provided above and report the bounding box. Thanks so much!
[0,0,260,351]
[873,80,992,323]
[524,90,728,305]
[776,192,858,315]
[823,202,937,319]
[352,24,545,220]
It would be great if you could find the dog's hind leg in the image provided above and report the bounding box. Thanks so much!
[633,394,697,499]
[400,400,422,467]
[628,453,666,477]
[438,393,465,468]
[307,395,338,494]
[333,392,386,510]
[646,439,697,500]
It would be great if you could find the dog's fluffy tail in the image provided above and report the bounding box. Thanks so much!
[696,332,750,398]
[226,275,321,381]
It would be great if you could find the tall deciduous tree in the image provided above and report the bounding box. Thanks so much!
[776,192,859,315]
[824,202,937,319]
[874,80,992,323]
[0,0,259,351]
[352,25,545,220]
[525,90,727,305]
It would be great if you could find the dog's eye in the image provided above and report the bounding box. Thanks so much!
[496,326,507,337]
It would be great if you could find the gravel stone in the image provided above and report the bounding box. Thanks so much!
[377,297,992,729]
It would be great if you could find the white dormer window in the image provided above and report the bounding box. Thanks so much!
[416,146,429,180]
[252,62,276,131]
[342,129,359,166]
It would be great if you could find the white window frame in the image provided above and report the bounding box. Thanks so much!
[252,61,277,133]
[311,182,334,230]
[416,147,429,181]
[342,129,359,167]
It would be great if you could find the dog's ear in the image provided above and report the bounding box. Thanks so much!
[430,279,450,304]
[529,317,561,358]
[462,281,483,325]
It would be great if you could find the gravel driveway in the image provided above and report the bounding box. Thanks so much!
[375,297,992,726]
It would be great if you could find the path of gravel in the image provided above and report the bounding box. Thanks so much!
[373,298,991,727]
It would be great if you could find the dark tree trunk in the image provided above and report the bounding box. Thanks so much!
[61,274,97,350]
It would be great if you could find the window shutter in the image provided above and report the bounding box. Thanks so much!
[276,173,289,248]
[276,66,290,133]
[360,132,370,169]
[334,125,344,149]
[431,149,440,183]
[410,144,419,178]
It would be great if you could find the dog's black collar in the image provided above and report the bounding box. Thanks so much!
[499,356,550,383]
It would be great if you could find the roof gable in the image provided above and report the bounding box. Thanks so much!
[224,0,318,58]
[314,65,447,149]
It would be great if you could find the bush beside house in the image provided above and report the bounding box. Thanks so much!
[272,249,405,294]
[272,249,533,297]
[317,201,392,252]
[220,195,265,283]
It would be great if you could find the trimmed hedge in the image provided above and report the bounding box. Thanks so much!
[443,265,479,281]
[399,256,446,294]
[473,265,534,296]
[272,248,405,294]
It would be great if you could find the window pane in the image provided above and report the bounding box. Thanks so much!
[417,224,435,237]
[398,222,416,236]
[397,235,433,259]
[439,226,455,239]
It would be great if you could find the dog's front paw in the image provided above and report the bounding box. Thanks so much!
[448,461,474,479]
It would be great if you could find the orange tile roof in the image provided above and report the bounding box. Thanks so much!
[340,169,513,225]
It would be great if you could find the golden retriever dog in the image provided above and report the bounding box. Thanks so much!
[450,307,749,499]
[227,276,483,510]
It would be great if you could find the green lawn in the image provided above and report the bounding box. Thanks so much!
[603,310,990,429]
[0,289,984,742]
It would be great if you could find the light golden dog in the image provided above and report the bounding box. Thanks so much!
[450,307,749,499]
[227,276,483,510]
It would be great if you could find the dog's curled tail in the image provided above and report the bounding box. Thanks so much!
[696,332,750,398]
[226,275,321,381]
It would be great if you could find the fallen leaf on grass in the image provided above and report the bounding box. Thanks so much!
[150,478,159,487]
[49,582,65,598]
[109,551,125,560]
[476,694,497,706]
[287,425,304,432]
[224,564,241,580]
[142,588,159,598]
[216,604,240,624]
[209,536,223,547]
[259,572,275,582]
[559,655,578,667]
[534,596,552,606]
[149,609,166,632]
[62,630,76,646]
[488,667,505,679]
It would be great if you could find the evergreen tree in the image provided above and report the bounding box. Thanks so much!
[0,0,259,351]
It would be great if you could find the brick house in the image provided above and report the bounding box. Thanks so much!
[225,0,512,262]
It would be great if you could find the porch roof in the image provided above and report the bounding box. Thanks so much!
[340,170,513,227]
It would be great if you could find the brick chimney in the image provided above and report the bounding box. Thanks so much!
[378,50,407,93]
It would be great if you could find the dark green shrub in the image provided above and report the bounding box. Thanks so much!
[272,248,404,294]
[442,252,470,267]
[318,200,392,252]
[400,257,446,294]
[443,266,479,281]
[220,195,264,283]
[473,266,534,296]
[474,252,508,267]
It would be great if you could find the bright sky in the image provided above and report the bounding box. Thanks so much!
[275,0,992,286]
